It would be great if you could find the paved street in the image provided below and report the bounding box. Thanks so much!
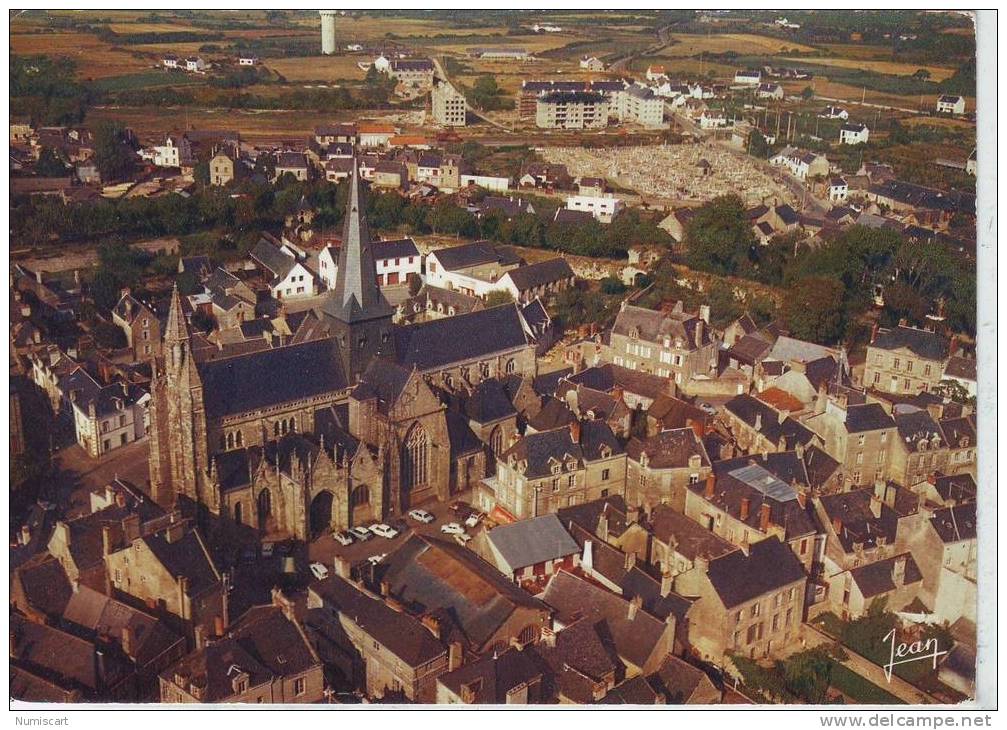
[52,439,152,519]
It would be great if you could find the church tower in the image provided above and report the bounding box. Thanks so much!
[322,158,396,383]
[148,285,211,509]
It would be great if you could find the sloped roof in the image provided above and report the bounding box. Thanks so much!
[488,514,580,573]
[503,258,575,292]
[850,553,923,598]
[626,428,709,470]
[872,325,949,360]
[706,536,805,609]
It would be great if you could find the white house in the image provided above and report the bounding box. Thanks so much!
[698,110,729,129]
[580,56,605,71]
[532,23,562,32]
[734,69,762,85]
[184,57,207,73]
[151,133,191,168]
[646,64,669,82]
[373,54,392,73]
[161,56,180,69]
[565,193,624,223]
[346,43,364,51]
[318,237,421,290]
[460,174,510,193]
[839,122,870,145]
[250,235,318,300]
[756,83,784,100]
[828,176,849,203]
[936,95,966,115]
[820,105,849,120]
[238,55,259,66]
[769,146,830,181]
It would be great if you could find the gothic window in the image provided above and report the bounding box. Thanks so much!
[274,422,280,437]
[227,433,234,449]
[490,426,504,456]
[220,435,226,450]
[288,417,296,433]
[350,484,370,507]
[403,423,430,492]
[234,502,243,525]
[505,358,516,374]
[236,431,243,447]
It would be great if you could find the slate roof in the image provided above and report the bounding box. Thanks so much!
[487,514,580,573]
[527,397,577,432]
[705,536,805,609]
[775,204,799,226]
[553,208,596,225]
[729,334,773,365]
[541,570,668,669]
[894,408,945,447]
[479,196,534,218]
[394,304,532,372]
[611,304,711,350]
[431,241,522,271]
[250,237,296,280]
[532,368,574,398]
[646,393,709,431]
[626,428,710,470]
[556,495,630,540]
[437,646,544,704]
[351,358,412,415]
[141,527,220,597]
[844,403,896,433]
[502,421,623,479]
[930,503,976,543]
[940,415,976,448]
[311,576,446,666]
[802,445,841,490]
[275,152,308,170]
[13,554,74,618]
[647,654,716,704]
[504,258,575,292]
[944,355,976,381]
[872,325,950,360]
[563,363,669,401]
[463,377,518,424]
[849,553,923,598]
[932,473,976,504]
[723,394,817,449]
[766,335,834,364]
[649,504,736,562]
[377,534,548,650]
[446,410,485,459]
[198,338,347,418]
[539,617,620,703]
[818,486,915,553]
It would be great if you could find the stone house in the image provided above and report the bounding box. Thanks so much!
[804,401,897,489]
[112,291,161,361]
[863,325,950,395]
[889,409,950,487]
[625,427,712,512]
[666,536,806,663]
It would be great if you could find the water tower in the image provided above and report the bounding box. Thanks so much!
[319,10,337,55]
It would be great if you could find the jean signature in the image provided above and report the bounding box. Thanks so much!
[882,628,948,683]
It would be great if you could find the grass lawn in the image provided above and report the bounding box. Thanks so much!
[828,661,905,705]
[92,71,206,91]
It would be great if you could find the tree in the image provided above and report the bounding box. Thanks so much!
[485,289,515,307]
[912,68,931,80]
[684,195,755,276]
[783,276,845,344]
[801,86,815,100]
[35,147,68,177]
[600,277,627,295]
[93,121,136,183]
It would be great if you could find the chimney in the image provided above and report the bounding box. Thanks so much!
[699,304,710,324]
[540,626,557,648]
[611,384,624,403]
[582,540,594,571]
[624,551,636,570]
[121,626,134,657]
[759,503,771,532]
[194,624,207,650]
[448,641,463,671]
[101,526,113,556]
[754,413,762,431]
[795,441,805,460]
[870,322,879,344]
[333,555,351,579]
[380,579,391,597]
[796,490,807,509]
[832,517,843,534]
[892,555,907,587]
[704,473,716,499]
[627,595,642,621]
[569,419,581,444]
[595,513,609,543]
[740,497,751,521]
[694,319,704,349]
[94,649,107,690]
[214,615,225,637]
[660,570,673,598]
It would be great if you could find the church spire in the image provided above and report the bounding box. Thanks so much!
[165,283,189,344]
[324,157,392,323]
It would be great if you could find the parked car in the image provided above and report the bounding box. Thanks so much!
[310,562,329,580]
[349,526,373,541]
[408,509,435,523]
[698,401,718,416]
[366,553,387,565]
[440,522,466,536]
[334,530,354,546]
[453,533,472,546]
[465,512,484,528]
[369,523,399,539]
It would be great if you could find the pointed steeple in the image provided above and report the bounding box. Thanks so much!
[164,283,190,344]
[324,158,393,323]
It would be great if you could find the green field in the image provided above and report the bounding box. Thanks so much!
[92,71,207,92]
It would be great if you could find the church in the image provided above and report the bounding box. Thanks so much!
[147,160,545,540]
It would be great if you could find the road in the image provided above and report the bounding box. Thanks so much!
[610,22,676,73]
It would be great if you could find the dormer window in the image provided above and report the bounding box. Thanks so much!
[629,327,640,340]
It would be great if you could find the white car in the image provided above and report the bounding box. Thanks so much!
[349,526,373,541]
[369,523,400,539]
[333,530,354,546]
[464,512,484,528]
[408,509,435,524]
[367,553,387,565]
[310,562,329,580]
[440,522,466,536]
[453,533,472,546]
